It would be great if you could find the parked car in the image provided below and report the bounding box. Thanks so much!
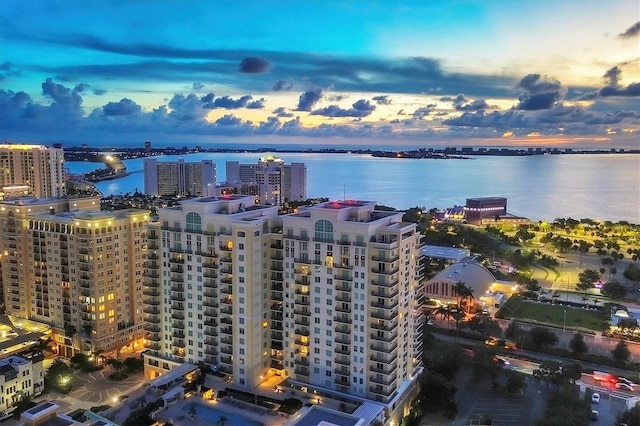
[590,410,599,421]
[591,393,600,403]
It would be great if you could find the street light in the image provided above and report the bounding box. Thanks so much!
[563,308,567,332]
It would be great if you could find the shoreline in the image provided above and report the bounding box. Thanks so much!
[63,145,640,163]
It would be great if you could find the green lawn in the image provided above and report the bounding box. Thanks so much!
[506,299,607,331]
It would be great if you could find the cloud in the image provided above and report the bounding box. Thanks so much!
[455,99,490,111]
[372,95,391,105]
[310,99,376,118]
[412,104,436,118]
[102,98,142,116]
[247,98,265,109]
[211,95,253,109]
[192,82,204,90]
[273,106,293,117]
[577,66,640,100]
[514,74,564,110]
[272,79,294,91]
[296,88,323,111]
[200,93,215,103]
[41,77,83,109]
[619,21,640,39]
[239,56,271,73]
[92,88,107,95]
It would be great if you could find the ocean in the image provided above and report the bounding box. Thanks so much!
[66,152,640,223]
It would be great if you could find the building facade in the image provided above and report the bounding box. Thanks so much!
[0,197,150,358]
[0,143,66,199]
[144,158,216,197]
[225,155,307,205]
[463,197,507,225]
[0,355,45,420]
[143,197,423,418]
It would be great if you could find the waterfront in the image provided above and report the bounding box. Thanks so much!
[67,152,640,223]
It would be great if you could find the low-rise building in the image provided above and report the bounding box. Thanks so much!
[0,355,45,420]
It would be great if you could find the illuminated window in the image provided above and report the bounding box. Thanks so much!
[186,212,202,232]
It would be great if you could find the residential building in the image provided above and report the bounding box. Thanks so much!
[0,355,45,420]
[0,196,150,358]
[143,158,216,197]
[225,155,307,205]
[143,197,422,425]
[0,143,66,199]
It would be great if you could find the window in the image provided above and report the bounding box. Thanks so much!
[314,220,333,241]
[185,212,201,232]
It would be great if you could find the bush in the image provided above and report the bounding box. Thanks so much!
[279,398,303,414]
[108,372,129,381]
[90,405,111,413]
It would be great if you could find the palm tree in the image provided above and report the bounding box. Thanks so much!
[188,405,197,420]
[217,415,228,426]
[434,305,451,327]
[453,281,469,310]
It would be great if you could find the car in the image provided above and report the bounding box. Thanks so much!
[590,410,599,421]
[615,382,634,391]
[591,393,600,403]
[617,377,636,387]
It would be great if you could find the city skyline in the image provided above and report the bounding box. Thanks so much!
[1,0,639,148]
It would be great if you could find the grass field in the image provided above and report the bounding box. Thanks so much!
[505,298,608,331]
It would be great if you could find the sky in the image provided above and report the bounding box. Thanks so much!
[0,0,639,149]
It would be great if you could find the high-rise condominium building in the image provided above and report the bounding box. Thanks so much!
[143,158,216,197]
[225,155,307,205]
[143,196,423,420]
[0,196,150,358]
[0,143,66,199]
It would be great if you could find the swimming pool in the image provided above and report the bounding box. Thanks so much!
[182,402,264,426]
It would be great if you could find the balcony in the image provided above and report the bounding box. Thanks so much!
[369,352,398,364]
[334,275,353,282]
[370,363,398,376]
[370,279,399,288]
[220,286,233,295]
[335,346,350,355]
[371,310,395,321]
[335,282,352,292]
[169,257,184,264]
[333,315,352,324]
[371,254,400,263]
[334,357,349,366]
[294,357,309,366]
[221,297,233,305]
[204,289,218,298]
[294,367,309,376]
[294,328,310,337]
[294,318,310,326]
[294,297,310,306]
[271,312,283,321]
[371,298,399,310]
[294,287,310,295]
[336,293,351,303]
[172,303,185,311]
[171,312,185,320]
[271,283,283,291]
[371,267,399,275]
[370,288,399,299]
[220,356,233,365]
[172,331,185,339]
[370,321,398,332]
[204,327,218,336]
[369,385,397,397]
[333,263,353,270]
[171,284,184,292]
[334,368,350,377]
[335,335,350,345]
[220,346,233,355]
[220,317,233,325]
[293,309,310,317]
[370,332,398,343]
[271,360,284,370]
[205,347,218,356]
[335,305,351,314]
[335,325,350,334]
[294,339,309,346]
[221,327,233,335]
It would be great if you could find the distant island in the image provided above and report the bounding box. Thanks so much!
[62,144,639,163]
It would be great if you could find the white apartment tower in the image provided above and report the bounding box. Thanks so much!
[143,198,423,412]
[0,197,150,358]
[225,155,307,205]
[0,143,66,199]
[143,158,216,197]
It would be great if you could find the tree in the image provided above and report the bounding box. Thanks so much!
[188,405,197,420]
[569,333,588,358]
[623,263,640,283]
[615,403,640,426]
[529,327,558,349]
[504,371,526,394]
[106,358,125,372]
[601,280,627,299]
[217,415,227,426]
[611,340,631,366]
[576,269,599,293]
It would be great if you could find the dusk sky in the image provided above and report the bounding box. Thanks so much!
[1,0,639,148]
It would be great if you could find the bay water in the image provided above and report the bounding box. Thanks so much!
[66,152,640,223]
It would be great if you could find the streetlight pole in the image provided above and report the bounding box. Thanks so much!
[563,308,567,332]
